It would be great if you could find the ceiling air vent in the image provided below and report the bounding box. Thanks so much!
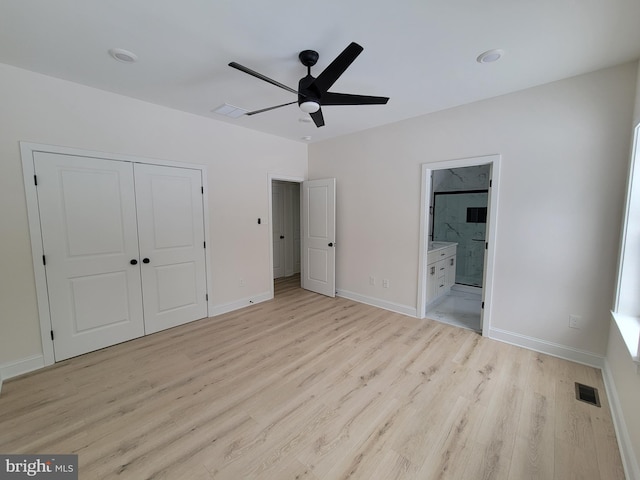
[212,103,247,118]
[575,382,601,407]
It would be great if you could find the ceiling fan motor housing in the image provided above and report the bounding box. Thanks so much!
[298,74,320,110]
[298,50,319,67]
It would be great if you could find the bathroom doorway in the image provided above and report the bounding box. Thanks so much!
[417,155,500,337]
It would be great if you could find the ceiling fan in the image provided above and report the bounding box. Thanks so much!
[228,42,389,128]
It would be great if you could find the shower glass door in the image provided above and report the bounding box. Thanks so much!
[432,190,488,287]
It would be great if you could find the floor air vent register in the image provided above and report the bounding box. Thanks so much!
[575,382,601,407]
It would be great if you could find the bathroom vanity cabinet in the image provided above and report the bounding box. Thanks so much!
[426,242,457,304]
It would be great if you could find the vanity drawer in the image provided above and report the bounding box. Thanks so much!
[427,245,457,264]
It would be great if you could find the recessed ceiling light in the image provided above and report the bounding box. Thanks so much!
[301,136,312,141]
[299,117,312,123]
[108,48,138,63]
[476,49,504,64]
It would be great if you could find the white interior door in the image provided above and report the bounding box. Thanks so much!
[301,178,336,297]
[272,182,285,279]
[134,163,208,334]
[34,152,145,361]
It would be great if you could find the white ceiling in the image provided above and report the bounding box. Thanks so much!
[1,0,639,144]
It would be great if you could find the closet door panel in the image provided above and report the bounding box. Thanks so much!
[134,163,208,334]
[34,152,144,361]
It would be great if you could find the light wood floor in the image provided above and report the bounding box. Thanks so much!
[1,276,625,479]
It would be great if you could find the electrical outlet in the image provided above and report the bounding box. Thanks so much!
[383,279,390,288]
[369,276,376,286]
[569,314,581,329]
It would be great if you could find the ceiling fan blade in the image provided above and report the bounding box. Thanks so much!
[310,109,325,128]
[322,92,389,106]
[246,101,297,116]
[311,42,364,94]
[229,62,299,95]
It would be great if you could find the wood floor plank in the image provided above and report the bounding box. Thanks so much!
[0,277,625,479]
[509,391,556,480]
[415,395,487,479]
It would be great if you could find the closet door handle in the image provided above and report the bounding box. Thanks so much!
[142,258,150,264]
[280,235,285,239]
[130,259,138,265]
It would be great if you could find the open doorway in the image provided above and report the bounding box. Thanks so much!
[269,175,337,299]
[417,155,500,337]
[428,167,489,332]
[269,176,303,297]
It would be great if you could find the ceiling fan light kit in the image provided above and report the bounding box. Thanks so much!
[299,101,320,113]
[229,42,389,127]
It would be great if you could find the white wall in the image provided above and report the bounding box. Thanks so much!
[0,63,307,372]
[309,62,637,359]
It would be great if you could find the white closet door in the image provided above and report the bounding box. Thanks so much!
[34,152,145,361]
[134,163,208,334]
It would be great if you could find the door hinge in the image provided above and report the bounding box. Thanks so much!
[485,242,488,250]
[42,255,46,266]
[481,302,485,309]
[203,241,206,248]
[206,293,209,301]
[201,186,204,194]
[50,330,54,341]
[489,179,492,188]
[34,175,38,186]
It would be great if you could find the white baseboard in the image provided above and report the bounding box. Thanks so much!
[336,289,417,317]
[489,327,605,368]
[0,354,45,383]
[603,359,640,480]
[208,291,272,317]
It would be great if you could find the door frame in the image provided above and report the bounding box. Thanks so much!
[20,142,213,367]
[267,174,304,298]
[417,154,501,337]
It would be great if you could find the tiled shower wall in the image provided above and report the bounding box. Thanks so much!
[432,165,490,287]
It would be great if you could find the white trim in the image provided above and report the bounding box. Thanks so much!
[613,124,639,312]
[603,359,640,480]
[201,171,215,315]
[20,143,56,366]
[20,141,213,368]
[416,164,431,317]
[337,289,417,317]
[208,291,272,317]
[20,141,207,170]
[267,173,304,299]
[489,327,605,368]
[417,154,501,340]
[610,311,640,367]
[0,354,45,381]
